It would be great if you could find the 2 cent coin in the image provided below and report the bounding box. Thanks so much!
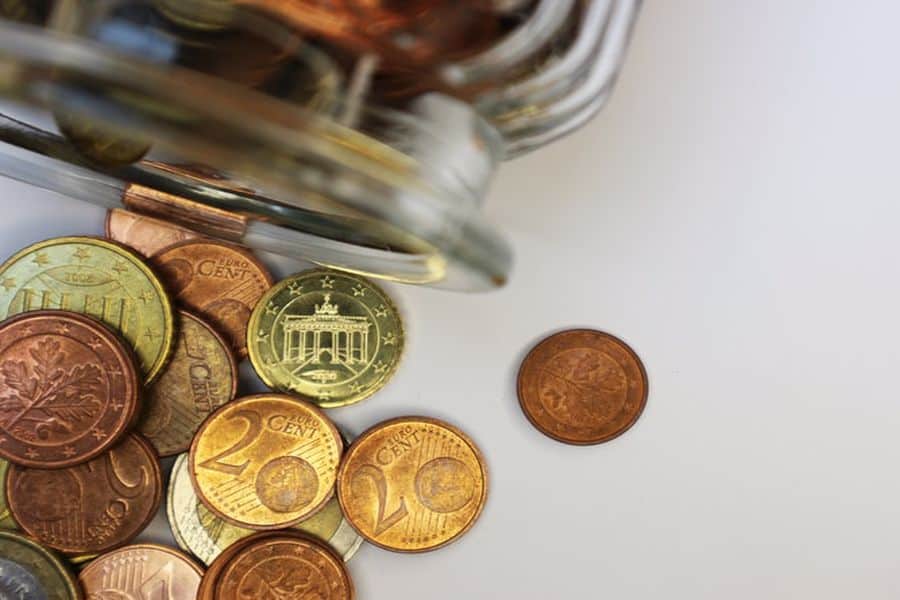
[517,329,648,445]
[337,416,487,553]
[0,311,140,468]
[6,433,163,554]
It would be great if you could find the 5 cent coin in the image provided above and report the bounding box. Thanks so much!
[0,530,82,600]
[0,311,140,468]
[79,544,202,599]
[151,239,273,358]
[0,236,175,382]
[337,416,487,553]
[517,329,648,445]
[138,310,238,457]
[6,433,163,554]
[189,394,343,530]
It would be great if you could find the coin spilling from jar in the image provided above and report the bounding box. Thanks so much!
[0,205,647,595]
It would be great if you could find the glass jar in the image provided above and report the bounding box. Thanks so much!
[0,0,640,291]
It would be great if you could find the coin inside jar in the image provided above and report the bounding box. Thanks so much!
[517,329,648,445]
[189,394,343,530]
[151,239,273,359]
[0,530,82,600]
[247,269,404,407]
[79,543,202,599]
[207,532,354,600]
[105,209,200,258]
[138,310,238,457]
[6,433,163,554]
[0,310,140,468]
[0,236,175,383]
[168,453,362,565]
[337,416,488,552]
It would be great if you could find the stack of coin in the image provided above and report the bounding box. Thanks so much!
[0,213,495,596]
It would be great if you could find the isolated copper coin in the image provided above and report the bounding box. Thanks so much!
[79,543,203,598]
[6,433,163,554]
[105,209,200,258]
[204,532,354,600]
[517,329,648,445]
[0,311,140,468]
[151,240,273,358]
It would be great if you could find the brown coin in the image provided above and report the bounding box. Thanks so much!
[6,433,163,554]
[204,532,354,600]
[517,329,648,445]
[151,240,273,358]
[0,310,140,468]
[138,310,238,457]
[105,209,200,258]
[79,543,203,598]
[197,530,264,600]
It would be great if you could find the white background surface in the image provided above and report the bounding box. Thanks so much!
[2,1,900,598]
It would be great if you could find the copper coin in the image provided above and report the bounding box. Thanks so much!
[0,311,140,468]
[151,240,273,358]
[105,209,200,258]
[517,329,648,445]
[79,543,203,598]
[206,532,354,600]
[197,530,263,600]
[6,433,163,554]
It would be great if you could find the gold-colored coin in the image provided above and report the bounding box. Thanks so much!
[168,453,362,564]
[55,111,152,167]
[139,310,238,456]
[337,416,488,553]
[0,530,82,600]
[0,237,175,382]
[0,458,16,529]
[189,394,343,530]
[247,269,404,407]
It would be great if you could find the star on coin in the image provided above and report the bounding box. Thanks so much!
[349,382,364,393]
[111,400,125,412]
[88,337,103,349]
[288,281,303,295]
[1,278,15,291]
[63,447,76,457]
[352,284,366,297]
[72,247,91,261]
[56,324,71,335]
[317,390,333,401]
[320,275,335,289]
[25,448,38,459]
[31,252,50,266]
[257,330,269,339]
[374,304,389,318]
[265,303,278,315]
[372,360,387,374]
[382,332,397,346]
[91,428,107,440]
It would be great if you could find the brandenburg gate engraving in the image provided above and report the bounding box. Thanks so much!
[281,294,371,370]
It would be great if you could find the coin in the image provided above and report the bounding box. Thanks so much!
[6,433,163,554]
[105,209,200,258]
[55,111,152,167]
[204,532,354,600]
[517,329,649,445]
[0,311,141,468]
[79,544,202,599]
[247,269,404,407]
[189,394,343,530]
[138,310,238,457]
[0,530,82,600]
[0,459,14,529]
[337,416,487,552]
[151,239,273,358]
[0,237,175,383]
[168,453,362,564]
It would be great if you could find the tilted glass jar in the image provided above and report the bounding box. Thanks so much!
[0,0,640,291]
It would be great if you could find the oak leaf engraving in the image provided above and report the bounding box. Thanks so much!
[0,339,104,441]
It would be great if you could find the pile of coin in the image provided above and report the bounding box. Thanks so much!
[0,214,493,598]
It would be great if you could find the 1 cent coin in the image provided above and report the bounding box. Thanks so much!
[517,329,649,445]
[0,530,82,600]
[138,310,238,457]
[6,433,163,554]
[189,394,343,530]
[247,269,404,407]
[208,532,354,600]
[151,239,273,358]
[0,236,175,382]
[337,416,487,553]
[105,209,200,258]
[0,311,140,468]
[79,543,202,598]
